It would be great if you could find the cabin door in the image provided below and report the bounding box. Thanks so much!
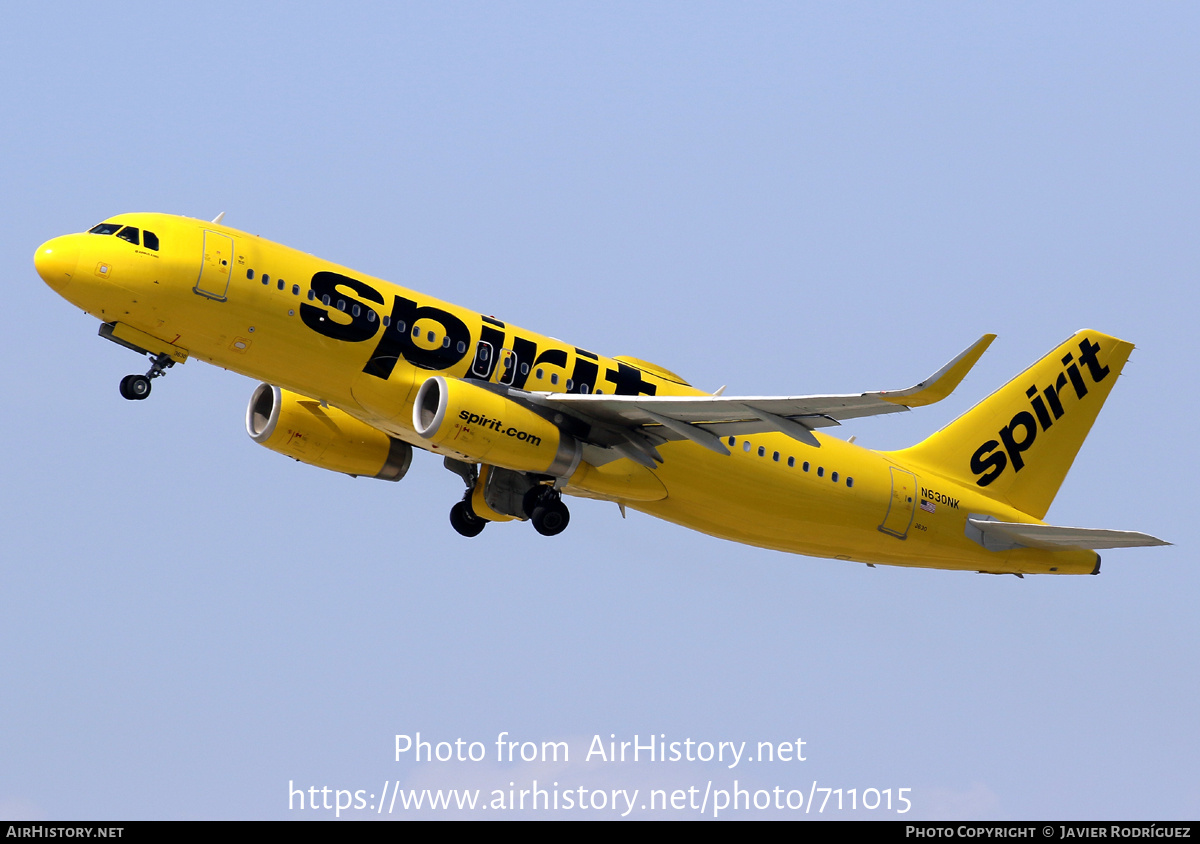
[194,231,234,301]
[878,467,917,539]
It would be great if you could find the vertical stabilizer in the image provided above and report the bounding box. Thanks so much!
[886,331,1134,519]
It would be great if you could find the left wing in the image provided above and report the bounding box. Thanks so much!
[513,334,995,467]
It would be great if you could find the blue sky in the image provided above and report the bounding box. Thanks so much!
[1,2,1196,819]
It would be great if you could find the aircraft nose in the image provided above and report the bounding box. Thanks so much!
[34,236,80,291]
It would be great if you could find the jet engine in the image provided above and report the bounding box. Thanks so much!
[246,383,412,481]
[413,376,581,477]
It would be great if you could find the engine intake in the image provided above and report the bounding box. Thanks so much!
[413,376,580,478]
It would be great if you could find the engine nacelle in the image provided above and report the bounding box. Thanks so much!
[413,376,581,477]
[246,384,412,481]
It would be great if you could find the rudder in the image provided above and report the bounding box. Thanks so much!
[886,330,1134,519]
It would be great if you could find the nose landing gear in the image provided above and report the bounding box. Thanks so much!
[119,352,175,401]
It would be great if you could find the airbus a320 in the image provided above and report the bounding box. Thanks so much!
[34,213,1168,575]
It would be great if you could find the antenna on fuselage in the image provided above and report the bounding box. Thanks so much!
[211,212,225,224]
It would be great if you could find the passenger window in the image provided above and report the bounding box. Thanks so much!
[817,467,824,477]
[247,269,255,280]
[442,336,450,348]
[457,341,467,353]
[846,477,854,488]
[787,456,795,468]
[427,330,435,342]
[803,462,810,472]
[566,379,574,390]
[521,363,530,375]
[412,326,419,337]
[728,437,736,446]
[383,316,390,327]
[278,279,285,291]
[773,451,780,462]
[337,299,346,311]
[292,284,300,295]
[580,384,590,394]
[743,441,751,452]
[322,294,330,306]
[142,230,159,250]
[535,368,543,379]
[352,304,361,317]
[307,290,315,300]
[758,446,765,457]
[551,373,559,385]
[832,471,839,483]
[367,310,376,322]
[116,226,139,245]
[264,274,270,285]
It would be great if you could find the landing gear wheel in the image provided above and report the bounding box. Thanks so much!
[117,352,175,401]
[119,374,152,400]
[450,500,486,537]
[531,499,570,537]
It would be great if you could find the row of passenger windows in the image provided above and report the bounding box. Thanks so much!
[243,266,597,392]
[247,268,303,297]
[727,437,854,487]
[88,222,160,251]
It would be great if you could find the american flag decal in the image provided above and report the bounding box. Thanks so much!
[920,500,936,514]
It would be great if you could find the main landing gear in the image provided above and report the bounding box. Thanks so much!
[449,494,487,538]
[119,353,175,401]
[442,458,572,538]
[523,486,570,537]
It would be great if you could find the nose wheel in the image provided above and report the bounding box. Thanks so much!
[119,353,175,401]
[118,374,152,400]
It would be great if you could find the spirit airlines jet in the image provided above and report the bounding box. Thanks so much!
[34,213,1168,575]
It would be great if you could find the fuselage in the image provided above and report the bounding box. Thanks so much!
[34,212,1100,574]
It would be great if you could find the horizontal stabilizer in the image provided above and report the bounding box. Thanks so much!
[967,517,1170,551]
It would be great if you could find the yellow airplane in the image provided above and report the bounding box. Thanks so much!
[34,212,1168,575]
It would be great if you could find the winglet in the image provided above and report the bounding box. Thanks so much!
[871,333,996,408]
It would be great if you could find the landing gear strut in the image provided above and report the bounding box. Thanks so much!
[524,486,570,537]
[119,353,175,401]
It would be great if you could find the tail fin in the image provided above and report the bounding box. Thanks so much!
[887,330,1134,519]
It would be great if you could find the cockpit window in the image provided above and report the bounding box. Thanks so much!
[115,226,140,245]
[88,223,122,235]
[143,230,159,251]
